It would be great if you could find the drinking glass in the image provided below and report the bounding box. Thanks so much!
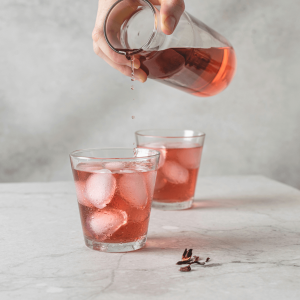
[135,130,205,210]
[70,148,160,252]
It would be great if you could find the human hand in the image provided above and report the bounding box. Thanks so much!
[92,0,185,82]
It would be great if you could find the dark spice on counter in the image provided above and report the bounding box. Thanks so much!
[177,249,211,272]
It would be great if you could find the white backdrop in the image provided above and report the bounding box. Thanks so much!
[0,0,299,188]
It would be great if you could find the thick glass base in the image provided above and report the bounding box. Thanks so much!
[152,198,193,210]
[84,235,147,252]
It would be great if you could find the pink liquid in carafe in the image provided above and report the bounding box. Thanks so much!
[124,46,236,97]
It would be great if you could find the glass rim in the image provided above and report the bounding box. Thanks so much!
[135,129,206,139]
[103,0,157,55]
[69,147,160,160]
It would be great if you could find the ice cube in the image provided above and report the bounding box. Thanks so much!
[87,208,127,239]
[153,147,166,169]
[74,181,93,207]
[143,171,157,199]
[134,166,149,172]
[76,162,104,173]
[143,143,166,169]
[177,147,202,169]
[144,48,185,79]
[93,169,112,174]
[104,162,125,171]
[154,171,167,190]
[119,169,135,173]
[163,142,186,149]
[84,172,116,209]
[162,161,189,184]
[119,172,148,208]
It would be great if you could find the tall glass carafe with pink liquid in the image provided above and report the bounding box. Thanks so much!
[104,0,236,97]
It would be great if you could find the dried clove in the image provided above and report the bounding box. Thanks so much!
[182,248,193,261]
[176,259,192,265]
[176,249,194,264]
[177,250,211,272]
[180,265,191,272]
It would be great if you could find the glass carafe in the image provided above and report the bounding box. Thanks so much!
[104,0,236,97]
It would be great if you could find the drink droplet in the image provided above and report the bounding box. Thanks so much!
[130,56,135,88]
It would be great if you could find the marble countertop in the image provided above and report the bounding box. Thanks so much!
[1,176,300,299]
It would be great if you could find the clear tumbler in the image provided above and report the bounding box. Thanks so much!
[70,148,160,252]
[135,130,205,210]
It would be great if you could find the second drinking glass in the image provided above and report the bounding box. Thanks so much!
[135,130,205,210]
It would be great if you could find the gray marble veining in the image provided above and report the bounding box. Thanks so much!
[0,176,300,299]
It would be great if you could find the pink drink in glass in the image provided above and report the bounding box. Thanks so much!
[70,148,160,252]
[73,163,156,243]
[135,130,205,210]
[144,144,202,203]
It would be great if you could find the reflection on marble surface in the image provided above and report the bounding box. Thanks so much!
[0,176,300,299]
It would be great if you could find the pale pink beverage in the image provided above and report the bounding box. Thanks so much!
[135,130,205,210]
[70,148,160,252]
[141,143,202,201]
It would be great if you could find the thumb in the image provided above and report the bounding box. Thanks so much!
[160,0,185,35]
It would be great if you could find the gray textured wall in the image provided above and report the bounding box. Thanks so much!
[0,0,299,188]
